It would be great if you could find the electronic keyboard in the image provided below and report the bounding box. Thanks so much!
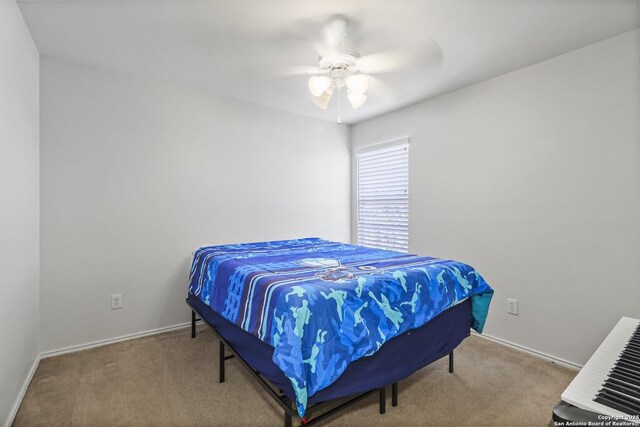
[558,316,640,424]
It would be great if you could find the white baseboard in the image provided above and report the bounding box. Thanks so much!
[40,321,192,359]
[472,331,582,371]
[5,353,41,427]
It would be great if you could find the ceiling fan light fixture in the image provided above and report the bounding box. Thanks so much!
[346,74,368,94]
[348,90,367,109]
[313,88,334,110]
[308,75,332,97]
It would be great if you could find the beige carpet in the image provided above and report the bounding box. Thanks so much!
[13,326,575,426]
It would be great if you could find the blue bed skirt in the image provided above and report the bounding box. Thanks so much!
[188,294,471,405]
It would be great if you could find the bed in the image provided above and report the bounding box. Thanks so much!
[187,238,493,426]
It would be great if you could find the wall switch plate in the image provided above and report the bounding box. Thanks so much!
[111,293,123,310]
[507,298,518,315]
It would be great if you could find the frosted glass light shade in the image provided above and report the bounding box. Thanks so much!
[346,74,368,94]
[308,76,332,97]
[348,90,366,109]
[313,89,333,110]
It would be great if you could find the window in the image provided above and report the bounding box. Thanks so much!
[356,139,409,252]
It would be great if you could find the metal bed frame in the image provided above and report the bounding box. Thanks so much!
[187,298,454,427]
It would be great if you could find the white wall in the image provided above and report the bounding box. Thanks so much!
[0,2,40,424]
[39,56,350,352]
[351,29,640,366]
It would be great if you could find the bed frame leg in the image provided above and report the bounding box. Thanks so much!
[379,387,386,414]
[449,350,454,373]
[392,383,398,407]
[191,310,196,338]
[219,341,225,383]
[283,412,292,427]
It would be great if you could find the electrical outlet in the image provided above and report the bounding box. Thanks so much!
[111,293,123,310]
[507,298,518,315]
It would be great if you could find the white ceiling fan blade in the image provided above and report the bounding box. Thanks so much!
[275,14,349,56]
[263,20,329,80]
[357,40,442,74]
[258,65,328,79]
[280,66,326,77]
[366,75,395,99]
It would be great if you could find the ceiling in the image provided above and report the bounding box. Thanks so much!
[18,0,639,124]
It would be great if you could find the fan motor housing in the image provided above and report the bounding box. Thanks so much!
[319,47,360,74]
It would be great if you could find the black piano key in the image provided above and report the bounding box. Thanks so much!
[600,385,640,406]
[603,380,640,400]
[620,349,640,360]
[595,389,640,415]
[626,336,640,345]
[620,348,640,360]
[620,352,640,366]
[611,367,640,386]
[617,357,640,368]
[602,387,640,412]
[617,361,640,373]
[613,362,640,374]
[594,396,639,416]
[618,360,640,373]
[610,371,640,389]
[620,356,640,367]
[589,322,640,417]
[609,376,640,393]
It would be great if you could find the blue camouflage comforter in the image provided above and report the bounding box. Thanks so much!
[188,238,493,416]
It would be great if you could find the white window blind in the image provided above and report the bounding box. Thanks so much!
[357,141,409,252]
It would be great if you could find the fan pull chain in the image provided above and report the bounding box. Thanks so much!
[337,86,342,124]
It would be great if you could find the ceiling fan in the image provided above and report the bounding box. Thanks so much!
[307,16,369,111]
[294,15,442,116]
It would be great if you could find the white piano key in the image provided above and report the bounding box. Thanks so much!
[562,317,640,424]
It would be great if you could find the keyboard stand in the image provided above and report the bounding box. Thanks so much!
[552,400,602,423]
